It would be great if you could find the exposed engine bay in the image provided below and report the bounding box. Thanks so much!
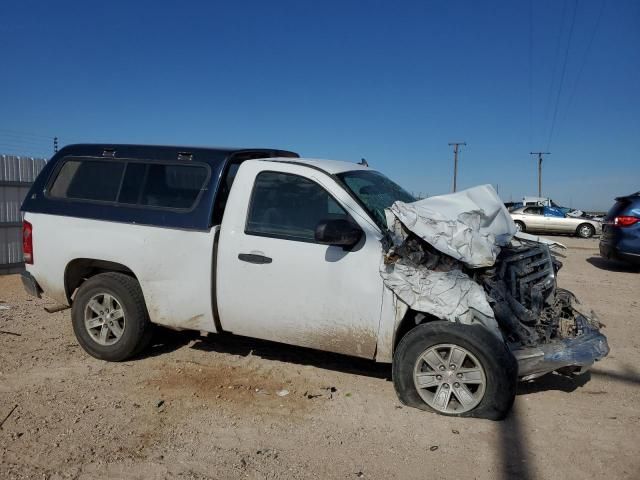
[382,185,609,380]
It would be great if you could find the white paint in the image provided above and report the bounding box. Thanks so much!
[24,212,217,333]
[263,157,371,174]
[216,160,386,358]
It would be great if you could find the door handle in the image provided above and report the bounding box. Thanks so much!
[238,253,272,264]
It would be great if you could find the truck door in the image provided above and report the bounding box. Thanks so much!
[215,161,384,359]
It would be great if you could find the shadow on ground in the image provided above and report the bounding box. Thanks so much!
[139,327,391,380]
[498,402,533,480]
[586,256,640,273]
[517,371,592,394]
[139,327,634,397]
[590,364,640,387]
[135,327,199,360]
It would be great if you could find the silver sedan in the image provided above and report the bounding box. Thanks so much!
[510,206,602,238]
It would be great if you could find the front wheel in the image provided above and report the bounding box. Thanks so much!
[392,322,517,420]
[71,272,154,361]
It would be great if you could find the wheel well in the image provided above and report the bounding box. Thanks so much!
[64,259,137,303]
[393,309,440,354]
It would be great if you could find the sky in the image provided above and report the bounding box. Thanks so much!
[1,0,638,211]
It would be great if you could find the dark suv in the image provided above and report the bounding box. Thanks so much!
[600,191,640,265]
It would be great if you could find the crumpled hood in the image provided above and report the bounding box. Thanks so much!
[386,184,517,268]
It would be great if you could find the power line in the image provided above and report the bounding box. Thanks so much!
[0,145,50,157]
[563,0,606,121]
[0,132,52,145]
[528,0,533,150]
[0,135,52,148]
[0,128,54,140]
[547,0,578,150]
[0,139,51,150]
[543,0,569,125]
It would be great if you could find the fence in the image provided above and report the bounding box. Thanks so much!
[0,154,46,274]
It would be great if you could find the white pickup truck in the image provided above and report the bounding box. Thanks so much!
[20,144,609,419]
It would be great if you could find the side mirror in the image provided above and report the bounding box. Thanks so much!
[315,219,363,248]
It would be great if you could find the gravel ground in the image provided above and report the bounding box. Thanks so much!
[1,236,639,480]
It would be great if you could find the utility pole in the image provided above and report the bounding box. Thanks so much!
[529,152,550,197]
[53,137,58,153]
[448,142,466,192]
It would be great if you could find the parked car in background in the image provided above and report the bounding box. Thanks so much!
[516,196,603,220]
[510,206,602,238]
[600,191,640,265]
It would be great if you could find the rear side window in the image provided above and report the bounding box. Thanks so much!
[246,171,350,242]
[139,164,208,209]
[49,160,124,202]
[118,163,147,204]
[48,158,208,210]
[524,207,542,215]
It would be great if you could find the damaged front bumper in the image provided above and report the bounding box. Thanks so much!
[382,184,610,382]
[512,315,610,380]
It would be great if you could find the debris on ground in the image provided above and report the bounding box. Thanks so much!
[0,405,18,429]
[0,330,21,336]
[304,387,338,400]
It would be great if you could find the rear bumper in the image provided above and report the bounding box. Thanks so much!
[600,242,640,265]
[21,271,42,298]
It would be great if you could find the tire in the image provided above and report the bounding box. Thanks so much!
[392,321,517,420]
[514,221,525,233]
[576,223,595,238]
[71,272,154,361]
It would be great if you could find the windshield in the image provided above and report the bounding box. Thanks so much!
[337,170,415,228]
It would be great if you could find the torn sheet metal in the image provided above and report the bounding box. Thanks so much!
[387,185,516,268]
[513,316,610,380]
[380,261,502,337]
[514,231,566,250]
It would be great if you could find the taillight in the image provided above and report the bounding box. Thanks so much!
[22,221,33,264]
[614,216,640,227]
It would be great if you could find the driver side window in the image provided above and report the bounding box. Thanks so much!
[246,171,351,242]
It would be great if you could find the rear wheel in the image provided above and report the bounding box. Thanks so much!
[514,221,525,233]
[576,223,595,238]
[392,322,517,420]
[71,272,153,361]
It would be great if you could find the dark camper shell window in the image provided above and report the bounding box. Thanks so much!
[48,158,209,211]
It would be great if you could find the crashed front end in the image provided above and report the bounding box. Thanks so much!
[477,241,609,379]
[382,185,609,380]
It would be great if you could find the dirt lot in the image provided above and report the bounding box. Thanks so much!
[1,236,639,480]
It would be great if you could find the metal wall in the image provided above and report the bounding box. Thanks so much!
[0,155,46,274]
